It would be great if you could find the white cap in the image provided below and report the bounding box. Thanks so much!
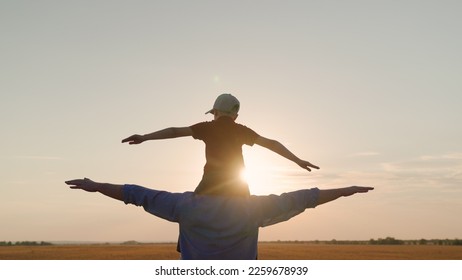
[205,93,240,114]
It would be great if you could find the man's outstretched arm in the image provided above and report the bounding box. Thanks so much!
[317,186,374,206]
[254,135,320,171]
[257,186,374,228]
[65,178,181,223]
[122,127,193,145]
[65,178,124,201]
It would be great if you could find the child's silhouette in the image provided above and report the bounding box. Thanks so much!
[122,93,319,196]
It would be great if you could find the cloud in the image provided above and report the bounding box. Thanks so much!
[3,155,62,160]
[349,152,380,157]
[378,153,462,196]
[285,152,462,204]
[419,153,462,161]
[381,153,462,176]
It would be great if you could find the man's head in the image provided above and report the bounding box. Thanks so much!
[206,93,240,120]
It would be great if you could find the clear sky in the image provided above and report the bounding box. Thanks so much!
[1,0,461,243]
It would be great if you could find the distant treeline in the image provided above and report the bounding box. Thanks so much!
[2,238,462,246]
[369,237,462,246]
[270,237,462,246]
[0,241,53,246]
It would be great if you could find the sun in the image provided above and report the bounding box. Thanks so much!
[239,168,252,185]
[240,166,264,195]
[241,145,317,195]
[240,151,287,195]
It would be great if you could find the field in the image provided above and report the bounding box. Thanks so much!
[1,242,462,260]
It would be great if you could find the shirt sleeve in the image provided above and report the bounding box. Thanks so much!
[189,122,209,140]
[253,188,320,227]
[123,184,182,223]
[237,124,260,146]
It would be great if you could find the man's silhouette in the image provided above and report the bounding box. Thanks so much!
[66,178,373,260]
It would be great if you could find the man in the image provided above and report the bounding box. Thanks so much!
[122,93,319,196]
[65,178,373,260]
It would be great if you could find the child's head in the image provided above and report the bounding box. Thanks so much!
[206,93,240,120]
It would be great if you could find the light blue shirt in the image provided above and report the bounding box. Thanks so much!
[123,185,320,260]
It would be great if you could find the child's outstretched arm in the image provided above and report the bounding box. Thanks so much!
[254,135,320,171]
[122,127,193,145]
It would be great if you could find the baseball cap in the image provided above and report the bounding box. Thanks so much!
[205,93,240,114]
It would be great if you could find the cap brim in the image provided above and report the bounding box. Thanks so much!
[205,109,214,114]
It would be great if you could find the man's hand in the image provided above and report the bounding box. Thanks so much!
[122,134,145,145]
[342,186,374,197]
[66,178,124,201]
[296,159,320,172]
[65,178,100,192]
[317,186,374,205]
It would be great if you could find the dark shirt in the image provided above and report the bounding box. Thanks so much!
[190,117,260,196]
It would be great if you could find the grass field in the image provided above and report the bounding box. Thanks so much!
[1,243,462,260]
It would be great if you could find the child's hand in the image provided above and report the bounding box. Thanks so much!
[297,159,320,172]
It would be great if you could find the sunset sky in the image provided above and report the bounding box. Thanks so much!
[1,0,461,243]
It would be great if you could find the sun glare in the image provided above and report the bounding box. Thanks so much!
[240,152,290,195]
[239,168,251,184]
[241,146,317,195]
[240,166,267,195]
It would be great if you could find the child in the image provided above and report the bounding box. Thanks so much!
[122,93,319,196]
